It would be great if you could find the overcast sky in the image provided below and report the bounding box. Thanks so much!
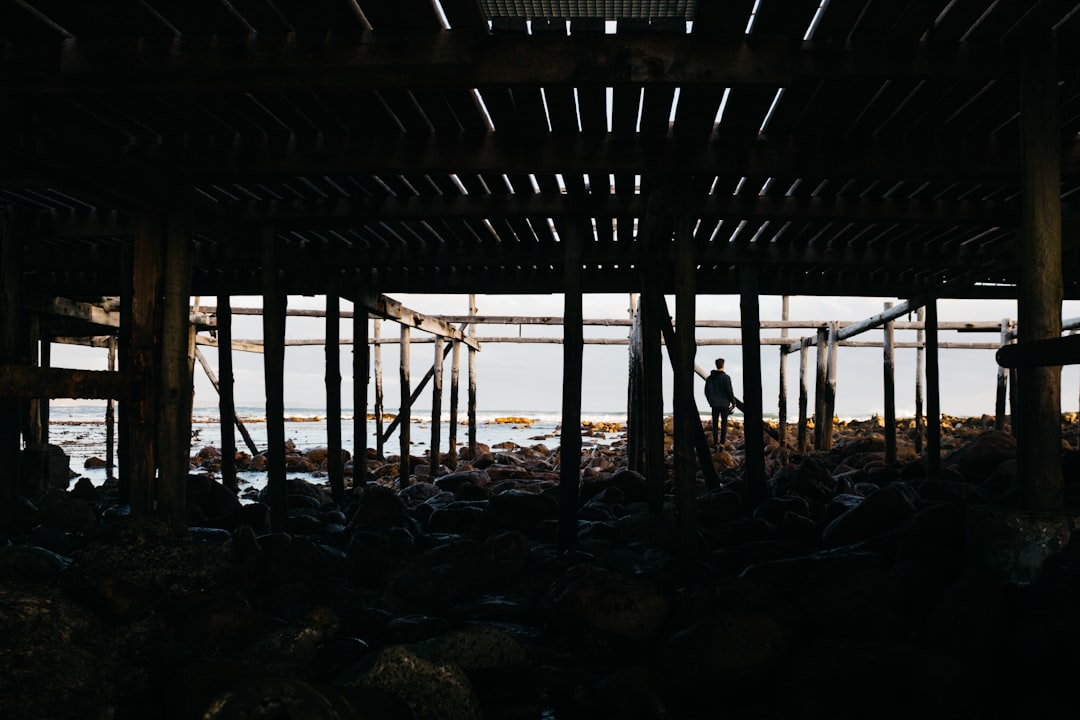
[47,293,1080,420]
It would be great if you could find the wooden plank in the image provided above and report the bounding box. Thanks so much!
[358,292,480,349]
[326,291,345,505]
[0,364,132,399]
[24,295,119,328]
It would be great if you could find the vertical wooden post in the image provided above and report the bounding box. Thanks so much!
[883,302,897,464]
[798,339,809,452]
[642,290,665,513]
[431,336,445,470]
[468,294,478,456]
[559,224,584,552]
[26,315,42,447]
[353,302,369,482]
[326,291,345,505]
[915,307,925,455]
[129,216,164,516]
[217,294,237,492]
[627,294,645,473]
[740,266,767,509]
[374,319,385,459]
[0,210,22,530]
[399,324,411,484]
[38,330,50,446]
[778,296,789,446]
[449,333,461,466]
[673,205,698,555]
[995,318,1010,431]
[823,321,839,450]
[117,246,132,501]
[106,337,116,482]
[1017,28,1064,509]
[925,295,941,481]
[814,327,828,449]
[262,230,288,532]
[156,212,194,531]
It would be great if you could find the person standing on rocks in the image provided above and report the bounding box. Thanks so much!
[705,358,743,448]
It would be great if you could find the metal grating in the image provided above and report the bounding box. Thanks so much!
[479,0,696,19]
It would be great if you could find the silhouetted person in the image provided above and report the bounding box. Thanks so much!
[705,358,742,447]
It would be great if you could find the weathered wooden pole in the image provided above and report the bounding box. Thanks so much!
[559,224,584,553]
[374,319,385,459]
[157,212,194,531]
[26,315,42,447]
[925,294,941,481]
[995,318,1010,431]
[117,246,132,501]
[106,337,116,482]
[215,294,237,491]
[626,294,645,473]
[1017,28,1064,509]
[468,294,478,456]
[740,266,767,509]
[353,302,369,481]
[814,327,828,449]
[798,338,809,452]
[778,296,789,446]
[642,290,665,514]
[0,210,22,531]
[399,324,412,484]
[448,334,461,465]
[915,307,926,454]
[196,347,259,458]
[883,302,897,464]
[431,336,445,469]
[325,291,345,505]
[37,329,50,446]
[129,216,164,516]
[823,321,839,450]
[673,206,698,555]
[262,231,288,532]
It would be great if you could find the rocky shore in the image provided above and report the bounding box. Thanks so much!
[3,415,1079,719]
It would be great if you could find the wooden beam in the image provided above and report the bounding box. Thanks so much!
[0,365,130,399]
[778,296,789,446]
[25,295,119,328]
[925,295,942,481]
[430,336,444,469]
[356,293,480,350]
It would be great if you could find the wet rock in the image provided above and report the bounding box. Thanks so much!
[946,429,1017,480]
[0,544,72,583]
[186,473,242,519]
[545,564,670,640]
[662,613,789,695]
[487,489,558,532]
[19,443,75,494]
[37,488,98,534]
[821,482,920,548]
[351,484,409,528]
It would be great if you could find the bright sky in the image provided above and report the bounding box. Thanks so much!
[48,293,1080,420]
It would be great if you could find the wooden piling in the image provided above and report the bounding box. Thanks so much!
[399,324,411,483]
[740,266,767,508]
[468,294,478,456]
[673,208,698,554]
[995,318,1009,430]
[778,296,789,446]
[374,319,385,459]
[0,210,21,531]
[626,295,644,473]
[129,216,164,516]
[106,337,116,482]
[823,321,839,450]
[353,303,369,481]
[262,231,288,532]
[883,302,897,464]
[117,246,132,502]
[925,295,941,481]
[814,327,827,449]
[326,292,345,505]
[798,338,809,452]
[1017,28,1064,509]
[38,329,50,446]
[915,307,925,454]
[558,225,583,553]
[431,336,444,469]
[449,334,461,465]
[215,294,238,492]
[642,290,665,514]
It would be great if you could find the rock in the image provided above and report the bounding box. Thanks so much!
[352,484,408,528]
[186,473,242,518]
[545,564,670,640]
[487,489,558,532]
[418,623,529,671]
[662,613,789,693]
[949,429,1017,481]
[0,544,72,583]
[19,443,75,493]
[84,456,110,469]
[37,488,97,534]
[202,677,410,720]
[821,482,919,548]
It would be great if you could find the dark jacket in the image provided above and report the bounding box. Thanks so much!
[704,369,737,411]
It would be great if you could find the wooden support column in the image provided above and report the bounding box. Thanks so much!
[915,307,926,454]
[641,290,665,514]
[673,206,698,555]
[1017,28,1064,509]
[449,333,461,466]
[0,209,22,531]
[740,267,767,508]
[814,327,828,449]
[778,296,789,447]
[156,212,194,531]
[38,330,50,446]
[823,321,839,450]
[117,247,132,501]
[106,337,116,482]
[883,302,897,464]
[559,225,584,553]
[374,319,385,459]
[995,319,1010,431]
[26,315,43,447]
[925,295,941,481]
[262,231,288,532]
[626,294,645,473]
[326,291,345,505]
[468,294,478,456]
[216,294,237,491]
[353,303,369,481]
[399,324,412,484]
[129,216,164,516]
[798,339,809,452]
[431,336,445,469]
